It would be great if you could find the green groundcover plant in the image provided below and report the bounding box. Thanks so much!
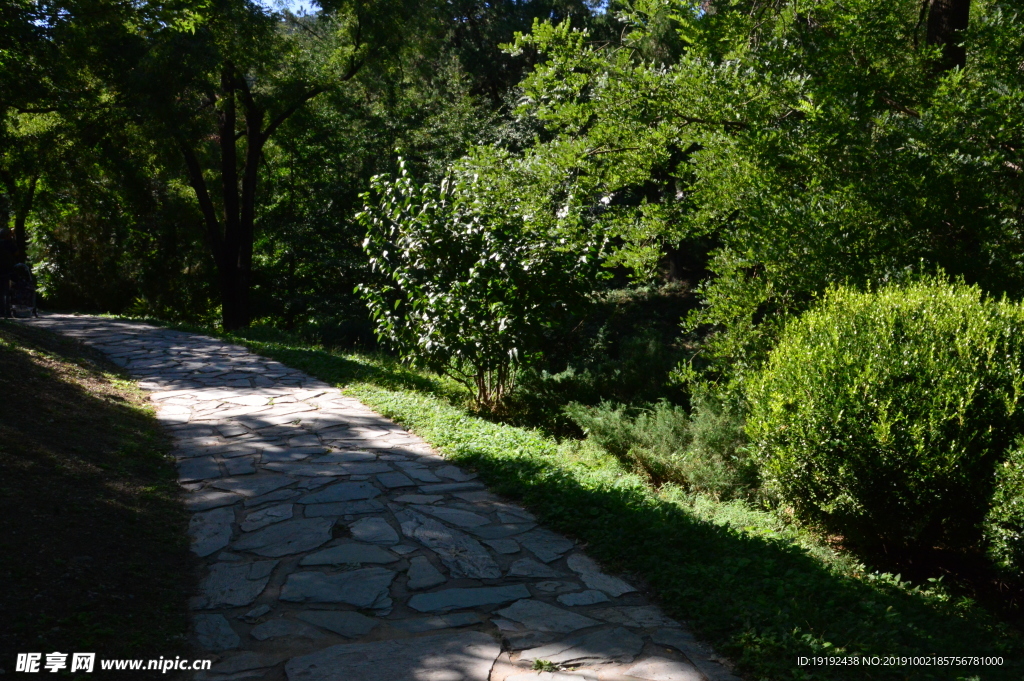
[748,276,1024,554]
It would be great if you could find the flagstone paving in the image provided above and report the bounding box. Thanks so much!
[25,314,743,681]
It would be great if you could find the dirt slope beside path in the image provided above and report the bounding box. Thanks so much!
[27,314,741,681]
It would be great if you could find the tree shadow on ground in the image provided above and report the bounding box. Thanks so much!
[452,446,1024,681]
[0,322,194,677]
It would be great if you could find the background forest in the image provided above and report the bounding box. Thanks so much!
[6,0,1024,676]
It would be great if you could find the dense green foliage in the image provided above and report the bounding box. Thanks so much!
[985,442,1024,574]
[748,278,1024,551]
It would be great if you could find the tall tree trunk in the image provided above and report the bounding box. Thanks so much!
[218,64,248,331]
[927,0,971,71]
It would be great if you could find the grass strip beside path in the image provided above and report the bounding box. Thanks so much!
[237,339,1023,681]
[0,321,193,675]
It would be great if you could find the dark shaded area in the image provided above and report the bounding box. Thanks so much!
[0,322,194,678]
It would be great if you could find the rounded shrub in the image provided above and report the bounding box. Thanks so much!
[747,277,1024,549]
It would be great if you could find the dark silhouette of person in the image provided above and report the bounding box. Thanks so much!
[0,228,16,318]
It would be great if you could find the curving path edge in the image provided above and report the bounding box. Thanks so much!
[26,314,743,681]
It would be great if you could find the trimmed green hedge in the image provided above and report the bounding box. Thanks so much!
[748,277,1024,551]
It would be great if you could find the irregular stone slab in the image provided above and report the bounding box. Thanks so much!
[250,619,326,641]
[333,461,392,475]
[264,462,346,477]
[624,657,704,681]
[397,511,500,579]
[505,631,555,650]
[391,545,417,554]
[213,474,296,498]
[284,631,500,681]
[244,488,301,507]
[651,629,744,681]
[197,561,277,608]
[406,556,446,590]
[519,529,575,563]
[225,457,256,475]
[567,553,637,597]
[495,599,599,633]
[179,456,221,482]
[403,467,442,483]
[185,489,241,512]
[315,451,377,463]
[350,517,399,545]
[435,465,477,482]
[240,504,294,532]
[304,500,384,517]
[300,544,398,565]
[484,539,520,554]
[390,612,481,633]
[535,581,581,594]
[296,610,379,638]
[593,606,680,629]
[194,614,240,651]
[232,518,333,557]
[467,523,535,539]
[508,558,562,579]
[279,568,395,609]
[260,448,315,463]
[376,472,415,488]
[394,494,444,504]
[299,482,381,504]
[415,505,491,528]
[189,507,235,557]
[407,585,530,613]
[557,589,610,606]
[519,627,643,665]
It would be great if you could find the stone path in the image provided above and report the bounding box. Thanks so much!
[26,315,743,681]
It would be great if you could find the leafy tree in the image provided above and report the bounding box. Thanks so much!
[358,159,603,410]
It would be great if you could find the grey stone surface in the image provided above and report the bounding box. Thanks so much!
[390,612,481,633]
[519,627,644,665]
[567,553,637,597]
[506,673,597,681]
[484,538,520,554]
[398,511,500,579]
[415,505,491,528]
[250,619,326,641]
[304,500,384,517]
[394,494,444,504]
[349,517,399,545]
[185,489,241,511]
[179,456,221,482]
[225,456,256,475]
[418,482,485,494]
[508,558,562,578]
[298,482,381,504]
[495,599,599,633]
[239,604,271,622]
[300,544,398,565]
[284,631,500,681]
[279,568,396,609]
[623,657,704,681]
[232,518,334,557]
[189,507,235,557]
[376,471,416,488]
[407,585,531,613]
[534,581,581,594]
[557,589,610,606]
[519,529,575,563]
[209,652,276,675]
[197,561,277,608]
[213,474,296,498]
[243,488,300,507]
[594,606,680,629]
[194,614,240,651]
[652,628,744,681]
[240,503,293,532]
[406,556,446,590]
[296,610,379,638]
